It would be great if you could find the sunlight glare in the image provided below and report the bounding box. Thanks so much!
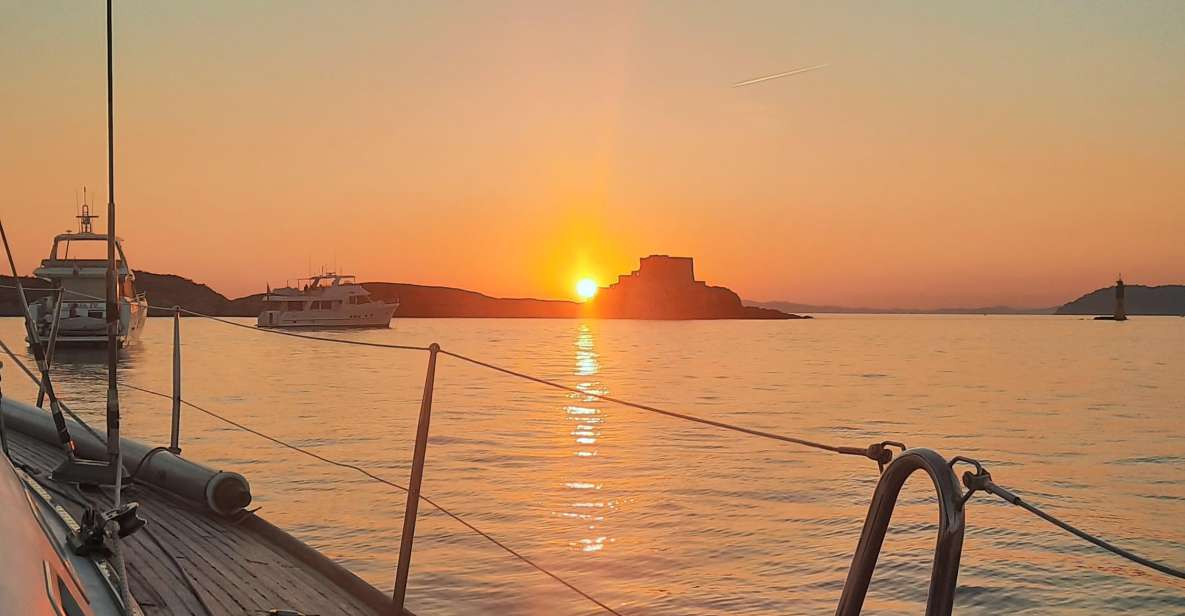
[576,278,599,300]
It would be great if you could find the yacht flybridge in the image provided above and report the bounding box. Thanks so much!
[258,273,398,328]
[28,204,148,347]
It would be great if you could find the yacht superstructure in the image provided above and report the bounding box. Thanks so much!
[27,204,147,347]
[258,273,397,328]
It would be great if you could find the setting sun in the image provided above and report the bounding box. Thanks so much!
[576,278,599,300]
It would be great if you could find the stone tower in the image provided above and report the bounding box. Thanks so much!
[1114,276,1127,321]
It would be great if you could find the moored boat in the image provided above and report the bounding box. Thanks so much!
[27,204,147,347]
[257,273,397,328]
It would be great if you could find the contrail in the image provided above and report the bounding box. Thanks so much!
[733,63,828,88]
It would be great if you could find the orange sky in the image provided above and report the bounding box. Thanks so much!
[3,2,1183,307]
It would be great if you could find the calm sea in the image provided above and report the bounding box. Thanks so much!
[2,315,1183,615]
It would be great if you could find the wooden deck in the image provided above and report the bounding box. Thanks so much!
[8,431,398,616]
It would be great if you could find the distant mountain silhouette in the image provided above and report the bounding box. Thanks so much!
[745,300,1055,315]
[1056,284,1185,316]
[0,276,53,315]
[4,261,801,320]
[226,283,579,319]
[135,272,230,316]
[11,273,1182,319]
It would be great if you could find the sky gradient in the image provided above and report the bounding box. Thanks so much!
[3,1,1183,307]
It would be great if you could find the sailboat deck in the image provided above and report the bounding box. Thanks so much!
[7,431,399,616]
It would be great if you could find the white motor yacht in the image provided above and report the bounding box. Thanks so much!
[27,205,148,347]
[258,273,397,328]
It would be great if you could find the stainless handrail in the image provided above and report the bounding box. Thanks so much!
[835,448,966,616]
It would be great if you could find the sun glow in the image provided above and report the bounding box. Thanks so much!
[576,278,598,300]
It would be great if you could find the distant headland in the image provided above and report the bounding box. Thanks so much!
[1,255,806,320]
[6,267,1181,319]
[749,283,1185,316]
[1056,284,1185,316]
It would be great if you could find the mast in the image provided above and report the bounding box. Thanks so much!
[105,0,122,473]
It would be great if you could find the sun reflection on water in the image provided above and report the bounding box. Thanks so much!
[558,323,617,553]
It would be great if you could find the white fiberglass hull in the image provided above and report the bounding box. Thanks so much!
[257,302,397,329]
[28,297,148,347]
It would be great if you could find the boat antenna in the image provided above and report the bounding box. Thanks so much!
[77,188,97,234]
[103,2,134,607]
[104,0,123,484]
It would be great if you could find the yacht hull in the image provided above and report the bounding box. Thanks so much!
[28,297,148,347]
[257,302,397,329]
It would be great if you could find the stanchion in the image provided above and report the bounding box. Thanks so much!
[391,343,439,615]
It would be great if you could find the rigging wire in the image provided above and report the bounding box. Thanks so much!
[0,338,106,443]
[967,477,1185,580]
[0,340,622,614]
[119,382,625,616]
[0,284,904,459]
[5,285,1185,585]
[439,348,867,456]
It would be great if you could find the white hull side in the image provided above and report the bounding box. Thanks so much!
[257,302,397,329]
[29,297,148,348]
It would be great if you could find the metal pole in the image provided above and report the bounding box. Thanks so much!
[37,288,65,408]
[104,0,122,482]
[104,2,131,606]
[0,220,76,461]
[169,306,182,453]
[0,362,10,460]
[391,343,439,614]
[835,448,966,616]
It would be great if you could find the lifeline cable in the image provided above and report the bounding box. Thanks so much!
[2,285,904,460]
[0,338,107,443]
[438,348,885,458]
[119,382,624,616]
[5,301,1185,583]
[967,475,1185,580]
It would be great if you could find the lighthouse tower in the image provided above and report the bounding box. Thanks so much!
[1113,276,1127,321]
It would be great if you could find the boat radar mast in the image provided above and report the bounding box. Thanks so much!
[77,194,98,234]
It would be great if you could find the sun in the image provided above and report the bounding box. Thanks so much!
[575,278,599,300]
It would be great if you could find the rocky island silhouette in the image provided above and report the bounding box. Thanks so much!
[2,255,805,320]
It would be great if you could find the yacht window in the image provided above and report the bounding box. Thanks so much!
[53,239,107,261]
[288,302,304,312]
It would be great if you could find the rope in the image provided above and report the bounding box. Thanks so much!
[27,469,217,616]
[10,280,1184,588]
[173,308,431,352]
[439,349,861,455]
[977,480,1185,580]
[5,283,894,459]
[118,382,623,615]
